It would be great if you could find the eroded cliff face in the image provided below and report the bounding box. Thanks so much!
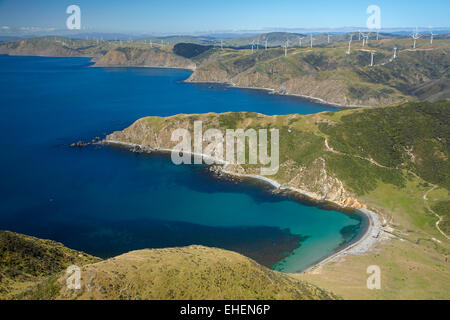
[105,114,366,209]
[221,158,365,209]
[93,47,196,70]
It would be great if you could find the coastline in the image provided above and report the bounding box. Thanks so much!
[103,139,383,273]
[2,53,371,109]
[186,79,375,109]
[91,63,196,72]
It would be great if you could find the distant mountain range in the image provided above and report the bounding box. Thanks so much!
[1,27,450,41]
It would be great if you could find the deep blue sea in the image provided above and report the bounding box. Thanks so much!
[0,55,365,272]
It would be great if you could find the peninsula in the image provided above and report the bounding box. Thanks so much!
[104,100,449,299]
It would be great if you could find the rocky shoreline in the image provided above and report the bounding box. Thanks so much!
[102,139,384,272]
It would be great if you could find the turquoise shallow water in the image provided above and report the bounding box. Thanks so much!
[0,55,364,272]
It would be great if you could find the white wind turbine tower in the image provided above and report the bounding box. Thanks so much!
[370,51,375,67]
[429,28,435,45]
[393,47,398,59]
[150,40,152,48]
[265,38,268,50]
[411,28,420,49]
[220,39,224,50]
[250,40,255,53]
[284,40,288,57]
[298,37,303,47]
[360,33,369,47]
[359,31,364,45]
[310,34,314,48]
[376,32,379,41]
[347,35,353,55]
[363,33,370,46]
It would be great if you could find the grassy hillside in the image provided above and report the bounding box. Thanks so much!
[320,101,449,190]
[0,232,337,300]
[92,46,196,69]
[0,231,100,299]
[188,39,450,106]
[49,246,337,300]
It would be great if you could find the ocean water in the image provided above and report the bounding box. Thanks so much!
[0,55,364,272]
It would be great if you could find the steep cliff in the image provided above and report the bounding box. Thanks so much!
[93,47,196,70]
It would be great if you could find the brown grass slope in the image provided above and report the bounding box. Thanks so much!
[53,246,338,300]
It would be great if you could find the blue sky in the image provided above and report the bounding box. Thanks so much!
[0,0,448,33]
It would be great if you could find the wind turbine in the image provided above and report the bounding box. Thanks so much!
[360,32,369,47]
[265,38,268,50]
[220,39,224,50]
[429,28,435,45]
[393,47,398,59]
[376,32,379,41]
[363,33,370,46]
[327,33,331,44]
[150,40,152,48]
[370,51,375,67]
[359,31,365,46]
[250,40,254,54]
[411,28,420,49]
[347,35,353,55]
[284,41,288,57]
[298,36,303,47]
[310,34,314,48]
